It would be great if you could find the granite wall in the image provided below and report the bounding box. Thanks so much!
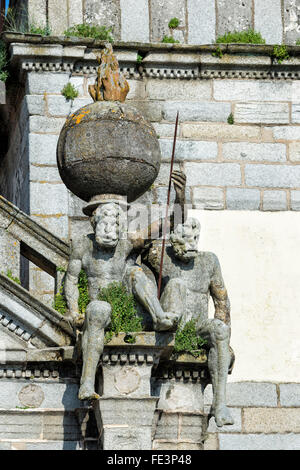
[9,0,300,45]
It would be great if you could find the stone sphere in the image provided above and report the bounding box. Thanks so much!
[57,101,161,203]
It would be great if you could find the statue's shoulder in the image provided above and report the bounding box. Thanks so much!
[70,233,93,257]
[198,251,220,268]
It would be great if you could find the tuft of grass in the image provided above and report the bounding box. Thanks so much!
[174,320,207,358]
[161,35,180,44]
[53,268,89,316]
[137,54,143,64]
[98,282,143,343]
[0,41,8,82]
[212,46,223,59]
[272,44,289,64]
[28,24,51,36]
[64,24,114,42]
[61,82,79,101]
[227,113,234,125]
[5,270,21,285]
[168,17,180,29]
[3,7,51,36]
[296,39,300,46]
[216,29,266,44]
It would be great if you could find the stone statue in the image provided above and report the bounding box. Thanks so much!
[141,218,234,427]
[64,172,186,400]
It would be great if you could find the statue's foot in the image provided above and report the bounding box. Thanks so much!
[78,383,100,401]
[213,405,234,427]
[154,312,179,332]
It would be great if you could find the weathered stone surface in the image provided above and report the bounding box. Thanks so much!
[157,381,204,412]
[163,102,231,122]
[217,0,252,36]
[30,165,62,183]
[31,215,69,241]
[234,103,289,125]
[0,81,5,105]
[226,188,260,210]
[254,0,283,44]
[223,142,286,162]
[25,95,46,116]
[84,0,121,40]
[205,382,277,407]
[188,0,216,44]
[291,190,300,210]
[271,126,300,141]
[292,104,300,124]
[47,96,72,117]
[0,410,43,439]
[245,164,300,188]
[289,142,300,162]
[219,433,300,450]
[182,123,261,141]
[150,0,186,42]
[120,0,150,42]
[160,139,217,161]
[27,0,47,27]
[214,80,294,102]
[128,101,163,122]
[204,433,219,450]
[48,0,68,35]
[283,0,300,45]
[29,134,59,165]
[18,384,45,408]
[29,116,66,134]
[26,72,70,95]
[263,191,287,211]
[146,79,211,101]
[192,187,224,210]
[280,383,300,406]
[185,163,242,186]
[30,183,68,215]
[68,0,84,27]
[243,408,300,433]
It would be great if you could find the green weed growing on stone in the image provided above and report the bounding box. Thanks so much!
[296,39,300,46]
[99,282,143,343]
[272,45,289,64]
[137,54,143,64]
[227,113,234,125]
[61,83,79,101]
[161,35,180,44]
[212,46,223,59]
[168,18,180,29]
[64,24,114,42]
[53,268,89,316]
[28,24,51,36]
[174,320,207,358]
[0,41,8,82]
[5,270,21,285]
[216,29,266,44]
[3,7,51,36]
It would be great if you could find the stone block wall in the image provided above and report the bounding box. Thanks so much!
[204,382,300,450]
[8,0,300,45]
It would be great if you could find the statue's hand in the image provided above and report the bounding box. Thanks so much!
[171,170,186,202]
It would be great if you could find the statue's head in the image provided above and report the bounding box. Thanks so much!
[170,218,200,262]
[91,202,125,249]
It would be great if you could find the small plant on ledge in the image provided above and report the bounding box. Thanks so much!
[215,29,266,44]
[174,320,208,358]
[227,112,234,125]
[161,35,180,44]
[272,44,290,64]
[61,82,79,101]
[296,39,300,46]
[64,24,114,43]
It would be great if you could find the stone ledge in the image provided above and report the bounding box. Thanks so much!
[2,33,300,80]
[0,81,5,104]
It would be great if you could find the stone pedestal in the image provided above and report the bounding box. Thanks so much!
[152,353,209,450]
[94,332,174,450]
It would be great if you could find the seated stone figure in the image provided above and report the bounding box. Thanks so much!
[132,218,234,427]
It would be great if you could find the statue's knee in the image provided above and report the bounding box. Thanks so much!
[86,300,111,327]
[212,319,229,341]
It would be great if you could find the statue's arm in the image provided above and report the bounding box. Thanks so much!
[209,254,231,326]
[130,171,186,250]
[64,239,83,320]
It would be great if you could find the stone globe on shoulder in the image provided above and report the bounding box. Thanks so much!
[56,101,161,207]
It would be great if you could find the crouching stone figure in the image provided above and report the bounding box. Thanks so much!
[140,218,234,427]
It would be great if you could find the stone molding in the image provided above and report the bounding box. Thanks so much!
[3,33,300,81]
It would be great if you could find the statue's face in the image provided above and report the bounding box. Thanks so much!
[170,218,200,262]
[92,203,123,249]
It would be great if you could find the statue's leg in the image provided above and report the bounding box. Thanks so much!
[128,266,179,331]
[160,277,187,325]
[198,319,234,427]
[79,300,111,400]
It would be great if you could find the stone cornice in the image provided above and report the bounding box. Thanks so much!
[2,32,300,80]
